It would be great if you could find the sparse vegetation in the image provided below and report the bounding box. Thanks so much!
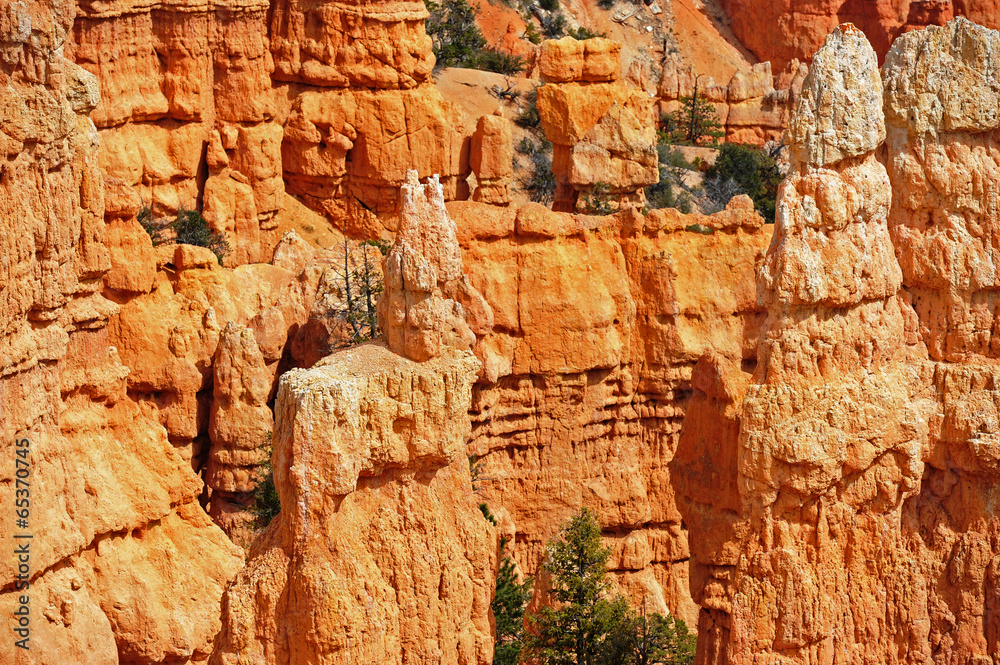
[704,143,781,222]
[597,0,615,8]
[524,22,543,44]
[540,11,567,38]
[252,438,281,529]
[138,203,230,264]
[568,26,606,39]
[582,182,615,215]
[338,236,388,345]
[697,175,744,215]
[425,0,527,74]
[523,508,696,665]
[515,86,541,128]
[660,92,724,146]
[516,137,556,204]
[493,537,534,665]
[645,144,694,213]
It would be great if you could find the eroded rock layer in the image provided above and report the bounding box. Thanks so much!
[212,179,497,665]
[676,19,1000,664]
[0,3,244,663]
[453,196,771,628]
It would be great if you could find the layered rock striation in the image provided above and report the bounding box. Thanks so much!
[454,195,770,627]
[0,3,243,663]
[676,19,1000,664]
[212,178,497,665]
[536,37,659,212]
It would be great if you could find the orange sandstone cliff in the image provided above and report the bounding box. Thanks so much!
[676,19,1000,664]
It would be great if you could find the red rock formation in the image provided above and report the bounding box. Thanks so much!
[453,195,770,628]
[676,20,1000,664]
[536,37,659,212]
[719,0,998,70]
[658,56,809,147]
[67,0,283,267]
[0,3,243,663]
[212,183,497,665]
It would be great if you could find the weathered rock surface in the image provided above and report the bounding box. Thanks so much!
[0,3,244,663]
[536,37,659,212]
[67,0,284,267]
[213,314,495,662]
[720,0,1000,71]
[676,20,1000,664]
[454,196,770,629]
[379,171,494,362]
[658,56,809,147]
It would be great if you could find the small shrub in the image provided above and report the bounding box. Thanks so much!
[568,25,606,39]
[539,0,558,10]
[173,207,230,263]
[524,22,543,44]
[425,0,487,69]
[540,11,567,37]
[514,86,540,128]
[704,143,781,222]
[479,502,499,525]
[339,236,384,344]
[137,203,229,264]
[252,441,281,529]
[582,182,615,215]
[516,137,556,204]
[474,49,527,75]
[660,92,724,146]
[598,0,614,8]
[493,536,534,665]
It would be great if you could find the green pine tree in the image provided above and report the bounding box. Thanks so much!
[660,92,723,146]
[493,537,534,665]
[523,508,630,665]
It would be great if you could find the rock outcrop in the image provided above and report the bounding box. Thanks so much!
[453,195,770,628]
[536,37,659,212]
[0,3,244,663]
[379,171,493,363]
[67,0,284,267]
[658,56,809,147]
[676,20,1000,664]
[719,0,1000,71]
[213,182,497,665]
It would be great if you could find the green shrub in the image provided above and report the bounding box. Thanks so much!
[704,143,782,222]
[474,48,527,75]
[516,137,556,204]
[252,442,281,529]
[568,26,606,39]
[540,11,567,37]
[660,93,724,146]
[138,203,229,264]
[493,537,534,665]
[425,0,487,68]
[514,86,540,128]
[523,509,696,665]
[539,0,558,10]
[582,182,615,215]
[598,0,614,8]
[524,22,543,44]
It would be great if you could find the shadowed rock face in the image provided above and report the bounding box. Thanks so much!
[0,3,244,663]
[675,19,1000,665]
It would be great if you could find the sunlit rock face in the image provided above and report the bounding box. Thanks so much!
[676,20,1000,665]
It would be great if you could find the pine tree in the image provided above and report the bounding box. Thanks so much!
[492,537,533,665]
[660,91,723,146]
[523,508,630,665]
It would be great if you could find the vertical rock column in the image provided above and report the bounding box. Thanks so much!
[213,179,498,665]
[536,37,659,212]
[698,25,928,664]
